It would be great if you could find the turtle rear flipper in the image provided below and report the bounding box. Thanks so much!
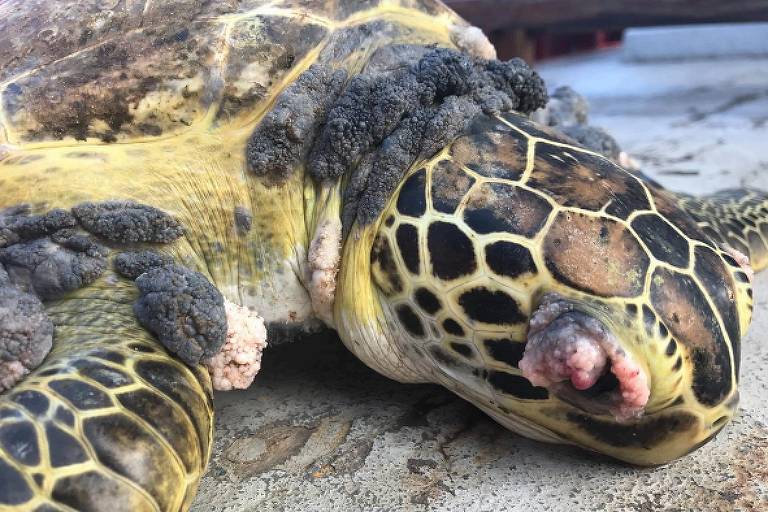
[0,290,213,511]
[680,189,768,272]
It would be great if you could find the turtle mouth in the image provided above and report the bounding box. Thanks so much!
[519,294,650,422]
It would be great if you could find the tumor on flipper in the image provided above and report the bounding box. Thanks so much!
[72,200,184,244]
[533,86,622,160]
[0,287,54,392]
[114,250,174,280]
[0,237,107,301]
[133,264,226,365]
[246,64,348,183]
[0,209,77,246]
[203,300,267,391]
[315,46,547,232]
[310,46,547,184]
[245,44,546,228]
[0,206,77,249]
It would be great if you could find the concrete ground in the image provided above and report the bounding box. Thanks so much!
[193,50,768,511]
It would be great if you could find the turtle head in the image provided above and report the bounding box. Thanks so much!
[334,113,751,466]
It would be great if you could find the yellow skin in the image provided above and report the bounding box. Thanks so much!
[0,1,765,510]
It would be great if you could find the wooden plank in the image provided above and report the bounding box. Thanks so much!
[446,0,768,32]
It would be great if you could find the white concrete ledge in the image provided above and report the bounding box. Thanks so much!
[624,22,768,61]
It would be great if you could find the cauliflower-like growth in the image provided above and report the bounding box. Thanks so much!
[0,208,77,246]
[203,300,267,391]
[134,264,226,365]
[308,218,342,325]
[560,125,622,161]
[309,47,547,183]
[114,250,174,280]
[0,205,77,248]
[532,86,622,160]
[0,287,54,392]
[246,64,347,183]
[543,86,590,127]
[72,200,184,244]
[0,237,107,300]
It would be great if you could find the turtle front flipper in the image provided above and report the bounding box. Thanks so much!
[0,281,213,511]
[676,188,768,273]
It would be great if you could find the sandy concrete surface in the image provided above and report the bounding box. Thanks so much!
[193,51,768,511]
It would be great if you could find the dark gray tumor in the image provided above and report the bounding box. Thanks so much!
[114,250,174,280]
[246,64,348,183]
[544,86,589,127]
[0,206,77,248]
[72,200,184,244]
[0,237,107,301]
[343,96,481,230]
[1,209,77,244]
[133,264,226,365]
[560,125,622,161]
[309,47,547,183]
[0,286,54,390]
[533,86,622,160]
[246,44,548,229]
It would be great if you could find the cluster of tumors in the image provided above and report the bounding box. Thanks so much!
[0,200,263,392]
[247,45,549,233]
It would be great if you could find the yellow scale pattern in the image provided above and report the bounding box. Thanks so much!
[371,112,759,464]
[0,279,213,511]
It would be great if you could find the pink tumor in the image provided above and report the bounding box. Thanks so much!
[203,301,267,391]
[520,295,650,421]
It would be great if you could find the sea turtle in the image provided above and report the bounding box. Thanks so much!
[0,0,766,510]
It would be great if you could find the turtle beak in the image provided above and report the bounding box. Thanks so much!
[519,293,650,422]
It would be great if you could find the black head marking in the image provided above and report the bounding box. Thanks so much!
[488,371,548,399]
[442,318,465,336]
[665,339,677,356]
[430,160,476,214]
[427,221,477,281]
[395,224,421,275]
[464,182,552,237]
[484,240,537,279]
[528,144,650,218]
[10,390,49,417]
[0,422,40,466]
[450,342,474,358]
[693,245,741,375]
[414,287,441,315]
[484,338,526,368]
[0,457,33,505]
[642,305,656,337]
[450,125,528,181]
[458,287,526,326]
[48,379,113,410]
[396,168,427,218]
[651,267,733,405]
[567,412,697,449]
[631,214,690,268]
[396,304,426,338]
[46,423,88,468]
[371,234,403,296]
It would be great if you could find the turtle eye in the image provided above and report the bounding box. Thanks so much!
[520,294,649,421]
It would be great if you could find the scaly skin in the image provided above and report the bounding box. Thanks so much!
[337,112,763,465]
